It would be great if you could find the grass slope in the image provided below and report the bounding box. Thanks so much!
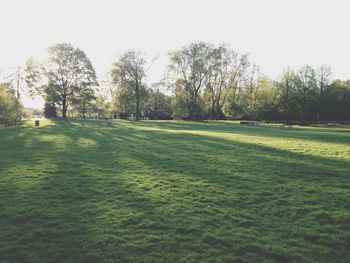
[0,120,349,262]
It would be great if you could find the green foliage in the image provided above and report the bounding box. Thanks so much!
[24,57,41,97]
[168,42,216,120]
[111,50,147,120]
[275,68,300,120]
[92,95,110,118]
[0,83,23,126]
[144,89,172,120]
[71,84,97,118]
[205,46,249,120]
[254,75,278,119]
[0,120,349,262]
[171,84,190,120]
[235,65,261,119]
[21,42,350,122]
[321,79,350,120]
[112,84,136,119]
[273,66,350,121]
[166,42,350,121]
[25,43,98,118]
[23,107,43,118]
[43,102,57,118]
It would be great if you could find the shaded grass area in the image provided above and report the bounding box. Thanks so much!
[0,119,349,262]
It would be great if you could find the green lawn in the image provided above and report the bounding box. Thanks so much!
[0,120,349,262]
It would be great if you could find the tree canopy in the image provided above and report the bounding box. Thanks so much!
[0,83,23,126]
[0,41,347,124]
[111,50,147,120]
[25,43,98,118]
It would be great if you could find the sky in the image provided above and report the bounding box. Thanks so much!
[1,0,349,109]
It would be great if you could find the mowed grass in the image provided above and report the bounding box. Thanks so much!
[0,120,349,263]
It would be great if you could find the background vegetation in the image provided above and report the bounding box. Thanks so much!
[1,41,344,125]
[0,83,23,126]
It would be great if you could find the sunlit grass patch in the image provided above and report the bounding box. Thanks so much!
[0,120,349,262]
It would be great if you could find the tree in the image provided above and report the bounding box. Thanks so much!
[275,68,299,120]
[0,83,23,126]
[24,57,41,97]
[168,42,215,120]
[255,75,278,120]
[171,83,190,120]
[296,65,318,120]
[112,84,135,119]
[323,80,350,120]
[43,102,57,118]
[25,43,98,118]
[204,45,249,120]
[220,54,250,119]
[145,88,171,120]
[111,50,147,121]
[92,95,109,118]
[238,65,261,119]
[316,65,332,97]
[71,83,96,118]
[316,65,332,120]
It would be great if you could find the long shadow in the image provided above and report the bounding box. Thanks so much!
[0,119,349,262]
[0,122,106,262]
[131,120,350,146]
[108,122,350,261]
[130,126,349,259]
[114,126,350,197]
[1,120,215,262]
[0,121,127,261]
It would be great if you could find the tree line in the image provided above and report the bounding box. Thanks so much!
[1,42,350,126]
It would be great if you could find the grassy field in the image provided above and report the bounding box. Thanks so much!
[0,119,349,262]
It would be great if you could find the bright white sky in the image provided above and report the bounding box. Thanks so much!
[1,0,349,108]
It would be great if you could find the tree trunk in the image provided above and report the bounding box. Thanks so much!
[318,86,324,121]
[82,103,86,119]
[191,93,197,120]
[62,96,67,118]
[214,101,222,120]
[135,85,141,121]
[210,100,215,120]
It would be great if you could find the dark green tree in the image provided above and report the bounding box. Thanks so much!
[144,89,171,120]
[43,102,57,118]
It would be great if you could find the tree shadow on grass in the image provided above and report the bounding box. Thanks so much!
[108,124,350,261]
[1,121,205,262]
[131,120,350,146]
[0,119,349,262]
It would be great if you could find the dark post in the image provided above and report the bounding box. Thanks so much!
[35,120,40,126]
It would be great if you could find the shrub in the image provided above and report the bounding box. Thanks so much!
[0,83,23,126]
